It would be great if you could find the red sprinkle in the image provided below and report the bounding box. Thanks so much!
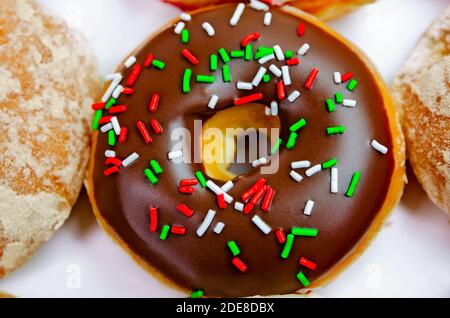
[305,68,319,90]
[217,193,227,209]
[136,121,152,144]
[98,116,113,126]
[105,157,122,167]
[149,207,158,232]
[341,72,353,83]
[144,54,155,68]
[171,226,187,235]
[241,32,260,47]
[297,23,306,36]
[232,257,248,272]
[122,87,134,95]
[277,81,286,100]
[91,102,105,110]
[243,203,255,215]
[234,93,263,106]
[299,257,317,270]
[181,49,199,65]
[179,186,195,194]
[108,105,127,114]
[119,127,128,143]
[275,229,286,244]
[104,166,119,177]
[250,185,268,206]
[126,63,142,86]
[176,204,194,218]
[180,179,198,186]
[150,119,163,135]
[242,178,266,202]
[286,58,300,66]
[261,188,275,212]
[149,93,160,113]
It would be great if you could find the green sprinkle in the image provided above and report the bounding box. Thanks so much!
[227,241,240,256]
[191,290,204,298]
[144,168,158,185]
[326,99,335,113]
[231,50,244,58]
[271,138,283,155]
[196,75,215,83]
[263,74,271,83]
[152,59,166,70]
[182,68,192,94]
[160,225,170,241]
[92,110,102,130]
[218,48,230,63]
[281,234,294,259]
[222,65,231,82]
[108,130,116,147]
[296,271,310,287]
[327,126,346,135]
[284,50,294,59]
[290,118,307,132]
[347,79,358,91]
[244,44,253,61]
[254,47,274,60]
[286,133,298,150]
[322,158,337,169]
[105,97,116,110]
[335,92,343,104]
[292,227,318,237]
[150,160,163,175]
[181,29,189,44]
[210,54,218,71]
[345,171,361,198]
[196,171,207,188]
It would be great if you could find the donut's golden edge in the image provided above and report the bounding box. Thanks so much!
[86,4,406,297]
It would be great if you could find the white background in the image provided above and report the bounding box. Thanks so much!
[0,0,449,298]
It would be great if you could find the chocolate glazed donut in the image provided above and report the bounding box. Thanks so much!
[87,4,405,297]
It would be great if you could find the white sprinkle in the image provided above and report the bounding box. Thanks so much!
[297,43,310,56]
[288,90,301,103]
[230,3,246,26]
[258,53,275,64]
[180,12,192,22]
[331,168,339,193]
[206,181,233,203]
[334,72,342,84]
[303,200,315,216]
[270,101,278,116]
[105,73,120,81]
[112,85,124,99]
[221,181,234,193]
[214,222,225,234]
[208,95,219,109]
[371,140,389,154]
[250,0,269,11]
[168,150,183,160]
[290,170,303,183]
[202,22,215,37]
[102,74,123,102]
[305,164,322,177]
[100,123,113,133]
[111,116,121,136]
[252,67,267,87]
[265,107,271,116]
[343,99,357,107]
[122,152,139,167]
[174,21,185,34]
[197,209,216,237]
[263,12,272,26]
[234,202,244,212]
[273,45,285,61]
[252,215,272,235]
[291,160,311,169]
[269,64,282,77]
[124,56,137,68]
[237,81,253,90]
[252,157,268,168]
[105,150,116,158]
[281,66,291,86]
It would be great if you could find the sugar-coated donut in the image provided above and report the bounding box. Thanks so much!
[0,0,100,277]
[87,4,405,297]
[393,6,450,214]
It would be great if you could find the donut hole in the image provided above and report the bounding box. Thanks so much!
[202,103,280,182]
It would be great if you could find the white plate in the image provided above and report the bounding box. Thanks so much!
[1,0,449,298]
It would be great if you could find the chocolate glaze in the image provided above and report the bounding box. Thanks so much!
[92,5,394,297]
